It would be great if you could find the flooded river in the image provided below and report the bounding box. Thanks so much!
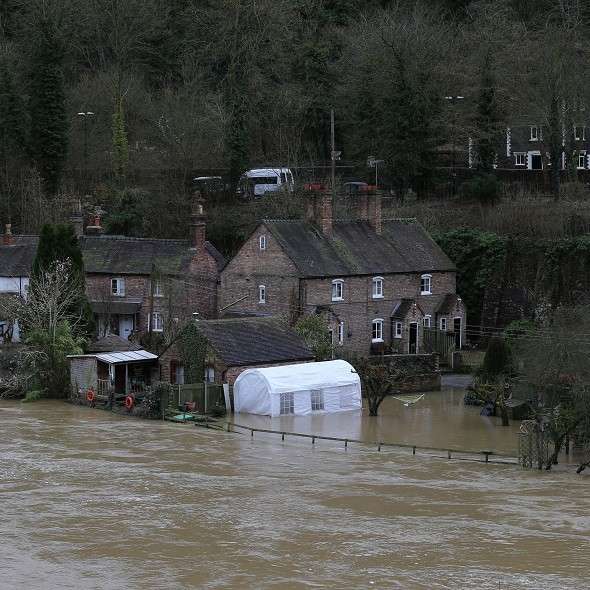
[1,393,589,589]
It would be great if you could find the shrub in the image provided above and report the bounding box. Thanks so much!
[461,173,500,206]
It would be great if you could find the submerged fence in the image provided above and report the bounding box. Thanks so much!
[172,383,225,413]
[226,422,519,466]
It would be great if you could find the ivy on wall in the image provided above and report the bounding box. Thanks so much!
[178,322,208,384]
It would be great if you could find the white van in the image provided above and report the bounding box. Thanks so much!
[238,168,294,198]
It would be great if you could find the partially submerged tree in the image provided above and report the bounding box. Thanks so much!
[1,261,86,398]
[512,306,590,471]
[353,357,411,416]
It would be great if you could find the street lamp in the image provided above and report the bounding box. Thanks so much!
[77,111,95,191]
[367,155,384,187]
[444,96,464,196]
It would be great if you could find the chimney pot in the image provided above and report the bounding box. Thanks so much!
[85,212,104,236]
[2,223,13,246]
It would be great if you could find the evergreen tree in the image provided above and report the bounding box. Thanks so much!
[27,17,68,198]
[32,224,94,337]
[112,96,129,182]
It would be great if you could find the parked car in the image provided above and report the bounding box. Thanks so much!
[343,181,369,195]
[193,176,225,196]
[237,168,295,198]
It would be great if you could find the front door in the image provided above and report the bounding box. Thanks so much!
[454,317,462,349]
[409,322,418,354]
[530,153,543,170]
[119,315,134,340]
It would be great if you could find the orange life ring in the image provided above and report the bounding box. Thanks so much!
[124,395,134,410]
[86,388,95,403]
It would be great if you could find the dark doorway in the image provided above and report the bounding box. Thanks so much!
[409,322,418,354]
[531,154,542,170]
[453,317,462,349]
[114,365,126,394]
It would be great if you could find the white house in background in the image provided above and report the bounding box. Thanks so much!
[0,225,37,343]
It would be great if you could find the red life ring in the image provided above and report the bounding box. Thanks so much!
[86,388,95,403]
[124,395,134,410]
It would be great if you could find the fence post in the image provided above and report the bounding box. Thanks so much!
[204,381,208,413]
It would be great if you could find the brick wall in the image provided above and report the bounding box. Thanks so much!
[85,252,218,337]
[219,223,299,320]
[302,271,459,355]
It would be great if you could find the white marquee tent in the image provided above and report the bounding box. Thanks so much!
[233,360,362,417]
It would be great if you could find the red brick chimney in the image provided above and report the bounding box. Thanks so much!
[2,223,13,246]
[85,213,104,236]
[368,191,382,235]
[318,191,333,237]
[190,192,206,252]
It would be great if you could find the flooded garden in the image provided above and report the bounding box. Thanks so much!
[1,381,589,590]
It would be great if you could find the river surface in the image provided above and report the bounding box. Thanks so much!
[1,390,589,589]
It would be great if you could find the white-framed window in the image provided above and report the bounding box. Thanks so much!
[578,151,587,169]
[204,367,215,383]
[394,321,403,338]
[423,315,431,328]
[258,285,266,304]
[372,276,384,299]
[530,126,540,141]
[259,235,266,251]
[440,317,447,331]
[372,318,384,342]
[111,277,125,296]
[514,152,526,166]
[153,279,163,297]
[280,392,295,415]
[338,321,344,345]
[331,279,343,301]
[420,274,432,295]
[311,390,324,411]
[151,312,164,332]
[575,126,586,141]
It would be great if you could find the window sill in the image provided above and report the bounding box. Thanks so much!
[331,297,343,302]
[394,335,402,339]
[371,338,384,343]
[372,295,384,299]
[152,329,163,333]
[420,291,432,296]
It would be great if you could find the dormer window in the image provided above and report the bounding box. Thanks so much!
[111,277,125,296]
[575,126,586,141]
[420,274,432,295]
[530,126,540,141]
[331,279,343,301]
[258,285,266,304]
[153,279,163,297]
[259,235,266,251]
[372,276,383,299]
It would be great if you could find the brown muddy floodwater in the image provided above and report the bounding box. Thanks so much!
[1,387,589,589]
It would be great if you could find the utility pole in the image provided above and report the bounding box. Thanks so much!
[330,109,341,198]
[77,111,95,192]
[444,96,464,196]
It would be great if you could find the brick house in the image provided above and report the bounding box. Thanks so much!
[158,317,314,385]
[0,198,224,345]
[219,191,466,356]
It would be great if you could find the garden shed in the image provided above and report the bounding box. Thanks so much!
[233,359,361,417]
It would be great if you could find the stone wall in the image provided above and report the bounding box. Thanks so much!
[377,353,441,393]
